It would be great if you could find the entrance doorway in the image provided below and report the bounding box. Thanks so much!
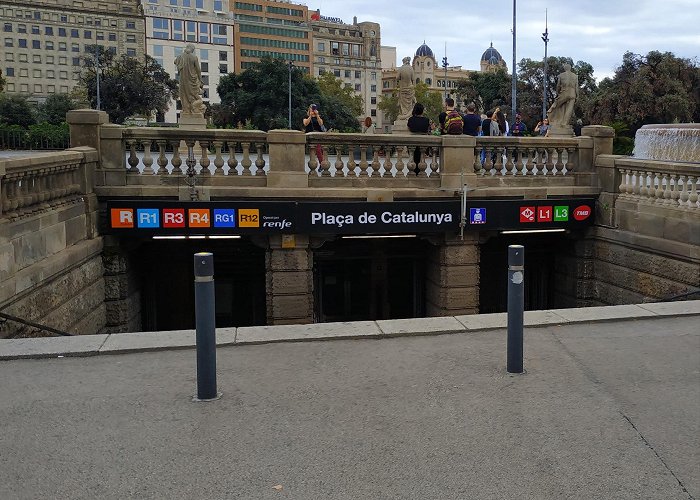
[138,238,266,331]
[313,237,430,322]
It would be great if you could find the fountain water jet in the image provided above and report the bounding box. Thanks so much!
[632,123,700,163]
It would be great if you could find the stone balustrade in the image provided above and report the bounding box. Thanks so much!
[0,148,96,219]
[474,137,580,176]
[616,158,699,210]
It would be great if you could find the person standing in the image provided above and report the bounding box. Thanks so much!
[439,98,463,135]
[407,102,431,169]
[303,103,325,163]
[462,103,482,136]
[535,118,550,136]
[510,113,527,137]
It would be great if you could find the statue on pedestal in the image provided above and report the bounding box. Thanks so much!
[547,62,579,131]
[175,44,206,116]
[397,57,416,120]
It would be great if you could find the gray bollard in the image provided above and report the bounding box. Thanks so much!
[193,252,221,401]
[507,245,524,374]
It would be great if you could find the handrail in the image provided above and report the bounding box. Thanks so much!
[0,311,74,337]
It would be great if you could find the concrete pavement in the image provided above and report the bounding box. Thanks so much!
[0,302,698,499]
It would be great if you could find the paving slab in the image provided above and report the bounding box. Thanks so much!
[236,320,381,344]
[376,316,465,336]
[454,312,507,330]
[99,328,237,354]
[0,334,108,360]
[524,309,569,326]
[551,304,657,322]
[637,299,700,317]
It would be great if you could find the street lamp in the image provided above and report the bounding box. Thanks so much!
[511,0,517,116]
[442,54,448,100]
[541,10,549,120]
[287,60,294,129]
[93,44,101,110]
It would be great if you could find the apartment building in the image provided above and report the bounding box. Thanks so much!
[0,0,144,101]
[232,0,311,73]
[310,14,381,129]
[143,0,235,122]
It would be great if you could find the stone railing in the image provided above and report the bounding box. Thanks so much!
[0,148,96,218]
[616,158,699,210]
[473,137,580,176]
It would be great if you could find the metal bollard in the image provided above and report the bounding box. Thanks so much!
[193,252,221,401]
[507,245,524,374]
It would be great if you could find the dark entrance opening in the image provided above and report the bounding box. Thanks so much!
[314,237,430,322]
[138,238,266,331]
[479,233,577,313]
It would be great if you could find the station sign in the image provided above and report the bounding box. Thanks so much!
[465,199,596,230]
[107,201,296,235]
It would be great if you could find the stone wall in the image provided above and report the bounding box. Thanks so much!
[101,239,142,334]
[552,238,599,308]
[266,235,314,325]
[0,149,105,337]
[425,234,480,316]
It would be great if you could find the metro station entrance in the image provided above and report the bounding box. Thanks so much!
[313,237,430,322]
[138,238,266,331]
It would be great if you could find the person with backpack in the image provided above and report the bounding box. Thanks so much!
[438,98,463,135]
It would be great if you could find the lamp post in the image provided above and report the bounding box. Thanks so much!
[94,44,101,111]
[287,60,294,129]
[541,10,549,120]
[442,54,448,100]
[511,0,517,116]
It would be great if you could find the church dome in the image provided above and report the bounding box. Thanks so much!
[415,42,434,58]
[481,43,503,65]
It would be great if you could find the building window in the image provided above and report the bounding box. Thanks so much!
[84,30,92,39]
[48,85,56,93]
[71,29,79,37]
[371,71,376,80]
[354,84,361,91]
[126,34,136,43]
[18,39,27,48]
[317,42,324,51]
[199,22,209,43]
[45,26,53,35]
[4,53,13,61]
[201,62,208,72]
[96,32,104,40]
[153,45,163,57]
[344,70,351,78]
[199,49,208,60]
[219,51,227,61]
[59,28,66,37]
[331,41,338,55]
[3,23,11,32]
[108,33,116,41]
[60,71,68,79]
[47,70,55,79]
[170,0,178,5]
[126,21,136,29]
[32,40,40,49]
[59,42,67,51]
[33,69,41,77]
[19,68,28,77]
[214,0,223,10]
[18,54,27,62]
[355,70,361,79]
[34,84,42,93]
[219,64,227,74]
[370,109,376,117]
[31,25,39,34]
[370,84,376,92]
[318,67,325,75]
[212,24,227,44]
[59,56,67,65]
[72,43,80,52]
[4,67,13,76]
[126,48,136,56]
[17,24,26,33]
[72,57,80,66]
[4,38,12,47]
[333,69,340,77]
[33,54,41,63]
[47,56,54,64]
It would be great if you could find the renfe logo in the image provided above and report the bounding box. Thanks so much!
[573,205,592,221]
[520,206,535,223]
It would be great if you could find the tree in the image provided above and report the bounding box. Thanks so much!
[78,48,178,124]
[584,51,699,134]
[516,57,597,129]
[0,94,36,128]
[37,94,77,125]
[0,69,5,93]
[217,58,360,132]
[317,72,363,117]
[378,82,443,124]
[454,69,511,116]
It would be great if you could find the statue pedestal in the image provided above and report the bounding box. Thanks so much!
[547,124,574,137]
[178,113,207,152]
[392,119,409,134]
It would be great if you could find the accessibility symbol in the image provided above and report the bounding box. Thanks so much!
[469,208,486,224]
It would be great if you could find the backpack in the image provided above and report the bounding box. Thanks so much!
[443,110,463,135]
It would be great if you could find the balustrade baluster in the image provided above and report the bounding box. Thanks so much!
[503,147,514,175]
[644,171,655,203]
[213,141,225,176]
[670,174,680,206]
[199,141,211,175]
[333,147,344,177]
[554,148,565,175]
[473,146,482,175]
[663,173,673,205]
[678,175,689,206]
[394,147,406,177]
[126,140,140,173]
[319,146,330,176]
[566,147,576,172]
[638,171,648,198]
[618,169,627,196]
[653,173,663,203]
[370,149,381,177]
[8,178,19,213]
[156,140,169,175]
[522,148,533,176]
[383,147,393,177]
[241,142,253,176]
[142,140,155,175]
[226,141,239,175]
[358,146,369,177]
[345,146,356,177]
[688,176,698,209]
[544,147,554,175]
[255,143,266,175]
[171,142,183,175]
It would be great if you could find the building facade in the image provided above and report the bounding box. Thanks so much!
[0,0,145,102]
[232,0,311,74]
[309,14,382,130]
[143,0,234,123]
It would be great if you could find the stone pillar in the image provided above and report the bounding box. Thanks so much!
[266,234,313,325]
[583,126,617,227]
[582,125,614,159]
[266,129,308,188]
[66,109,109,154]
[98,124,126,186]
[440,135,477,191]
[102,237,142,333]
[426,233,480,316]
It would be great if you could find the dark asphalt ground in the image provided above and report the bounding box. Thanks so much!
[0,316,698,500]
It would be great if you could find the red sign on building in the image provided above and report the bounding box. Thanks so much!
[519,206,536,223]
[573,205,592,221]
[537,206,553,222]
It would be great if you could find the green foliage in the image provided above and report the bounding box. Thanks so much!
[0,69,5,93]
[0,94,37,128]
[455,68,511,115]
[584,51,700,135]
[0,122,69,149]
[317,72,363,117]
[37,94,77,125]
[377,82,443,124]
[217,57,360,132]
[77,49,178,124]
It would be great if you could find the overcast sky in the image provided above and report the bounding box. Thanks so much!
[310,0,700,82]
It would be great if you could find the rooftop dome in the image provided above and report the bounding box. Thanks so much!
[415,42,434,58]
[481,43,503,65]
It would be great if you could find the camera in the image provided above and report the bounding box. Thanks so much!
[311,104,318,112]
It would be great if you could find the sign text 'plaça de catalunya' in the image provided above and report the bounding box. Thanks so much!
[295,201,461,234]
